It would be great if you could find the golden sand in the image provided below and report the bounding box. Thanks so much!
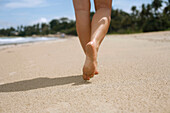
[0,31,170,113]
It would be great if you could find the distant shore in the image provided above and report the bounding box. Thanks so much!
[1,30,170,38]
[0,33,75,38]
[0,34,76,46]
[0,31,170,47]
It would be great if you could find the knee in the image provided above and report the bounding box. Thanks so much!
[95,3,112,12]
[75,7,90,12]
[73,0,90,12]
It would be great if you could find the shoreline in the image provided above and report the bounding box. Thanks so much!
[0,38,68,51]
[0,34,75,38]
[0,31,169,51]
[0,36,71,47]
[1,30,170,38]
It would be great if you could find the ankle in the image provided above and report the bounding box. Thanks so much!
[85,42,97,60]
[88,41,99,50]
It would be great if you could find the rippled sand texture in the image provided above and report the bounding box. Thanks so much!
[0,31,170,113]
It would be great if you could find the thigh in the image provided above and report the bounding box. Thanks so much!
[94,0,112,11]
[73,0,91,11]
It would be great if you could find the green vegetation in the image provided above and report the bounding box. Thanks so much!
[108,0,170,34]
[0,0,169,37]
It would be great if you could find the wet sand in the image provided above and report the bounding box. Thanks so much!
[0,31,170,113]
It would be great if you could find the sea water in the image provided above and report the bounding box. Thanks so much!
[0,37,59,46]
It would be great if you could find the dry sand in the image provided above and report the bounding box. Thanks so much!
[0,31,170,113]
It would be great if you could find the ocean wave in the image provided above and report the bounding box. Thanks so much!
[0,37,59,46]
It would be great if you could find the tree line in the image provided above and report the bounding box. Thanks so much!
[0,0,169,37]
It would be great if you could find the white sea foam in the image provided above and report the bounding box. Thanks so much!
[0,37,59,46]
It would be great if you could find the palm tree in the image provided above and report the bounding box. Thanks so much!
[131,6,137,14]
[163,0,170,14]
[146,4,153,18]
[151,0,163,13]
[141,4,146,19]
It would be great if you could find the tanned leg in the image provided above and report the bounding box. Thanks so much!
[73,0,99,80]
[72,0,91,53]
[83,0,112,80]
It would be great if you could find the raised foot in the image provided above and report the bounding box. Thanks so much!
[83,42,98,80]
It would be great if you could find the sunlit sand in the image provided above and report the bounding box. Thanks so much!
[0,31,170,113]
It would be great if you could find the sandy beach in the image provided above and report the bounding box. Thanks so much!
[0,31,170,113]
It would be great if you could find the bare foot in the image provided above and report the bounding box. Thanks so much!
[83,41,98,80]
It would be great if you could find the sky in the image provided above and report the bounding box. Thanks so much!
[0,0,155,29]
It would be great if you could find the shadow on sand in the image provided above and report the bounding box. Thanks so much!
[0,75,91,92]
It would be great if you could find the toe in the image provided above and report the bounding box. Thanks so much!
[83,74,90,80]
[95,71,99,75]
[86,76,90,80]
[83,74,86,80]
